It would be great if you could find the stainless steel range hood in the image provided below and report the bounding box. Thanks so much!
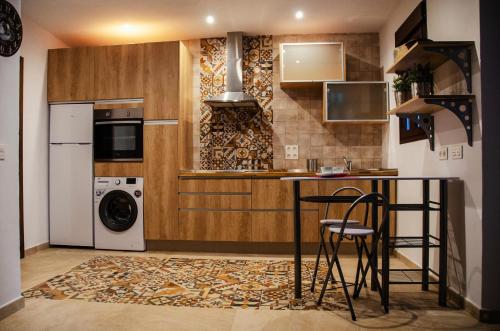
[204,32,260,109]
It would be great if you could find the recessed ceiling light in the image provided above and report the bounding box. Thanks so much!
[206,15,215,24]
[295,60,301,64]
[295,10,304,20]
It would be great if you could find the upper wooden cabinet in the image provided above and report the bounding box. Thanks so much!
[143,41,192,120]
[144,41,179,119]
[94,44,144,100]
[47,47,94,102]
[280,42,345,87]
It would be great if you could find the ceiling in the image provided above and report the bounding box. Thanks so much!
[22,0,399,46]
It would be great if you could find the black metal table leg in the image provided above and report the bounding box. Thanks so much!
[422,180,430,291]
[371,179,379,291]
[382,180,390,312]
[293,180,302,299]
[439,180,448,306]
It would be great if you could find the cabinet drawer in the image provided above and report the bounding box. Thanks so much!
[94,162,143,177]
[179,194,251,210]
[252,179,318,209]
[178,211,251,241]
[179,179,251,193]
[252,211,318,243]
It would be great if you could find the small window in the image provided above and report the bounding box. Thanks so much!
[399,117,427,144]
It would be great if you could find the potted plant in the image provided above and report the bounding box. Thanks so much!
[392,72,411,106]
[409,63,433,97]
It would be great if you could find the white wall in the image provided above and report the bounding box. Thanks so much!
[0,0,22,312]
[380,0,482,307]
[20,16,68,249]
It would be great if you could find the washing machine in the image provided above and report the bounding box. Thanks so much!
[94,177,145,251]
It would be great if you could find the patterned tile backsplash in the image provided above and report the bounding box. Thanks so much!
[199,36,274,170]
[194,33,384,170]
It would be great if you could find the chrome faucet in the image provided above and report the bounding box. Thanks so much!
[343,156,353,172]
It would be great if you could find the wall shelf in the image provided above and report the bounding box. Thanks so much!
[389,95,475,151]
[387,41,474,93]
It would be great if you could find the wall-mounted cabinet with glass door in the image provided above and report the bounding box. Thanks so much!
[323,81,389,123]
[280,42,345,87]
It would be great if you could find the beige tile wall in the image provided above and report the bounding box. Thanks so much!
[272,33,383,170]
[190,33,385,170]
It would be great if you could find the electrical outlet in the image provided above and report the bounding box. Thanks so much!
[438,146,448,160]
[0,144,5,161]
[285,145,299,160]
[450,144,463,159]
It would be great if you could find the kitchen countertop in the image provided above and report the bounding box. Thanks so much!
[178,168,399,178]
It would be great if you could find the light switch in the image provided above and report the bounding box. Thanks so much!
[285,145,299,160]
[450,144,463,159]
[438,146,448,160]
[0,144,5,161]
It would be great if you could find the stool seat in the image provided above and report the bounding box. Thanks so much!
[320,218,359,225]
[329,224,374,236]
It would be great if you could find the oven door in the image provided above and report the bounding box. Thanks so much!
[94,120,143,161]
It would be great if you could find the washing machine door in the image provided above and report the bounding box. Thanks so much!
[99,190,138,232]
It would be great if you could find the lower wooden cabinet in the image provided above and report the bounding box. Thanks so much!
[252,210,318,243]
[178,211,252,241]
[143,123,178,240]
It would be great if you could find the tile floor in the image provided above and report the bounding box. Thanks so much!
[0,248,495,331]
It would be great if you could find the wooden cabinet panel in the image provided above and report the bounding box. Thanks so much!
[143,41,179,120]
[178,41,194,169]
[47,47,94,102]
[144,124,178,240]
[179,179,251,193]
[252,179,318,209]
[252,211,318,243]
[94,162,143,177]
[179,194,251,210]
[178,211,251,241]
[94,44,144,100]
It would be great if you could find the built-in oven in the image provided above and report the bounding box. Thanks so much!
[94,107,143,162]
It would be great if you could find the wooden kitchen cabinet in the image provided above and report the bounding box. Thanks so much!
[252,211,318,243]
[143,123,179,240]
[94,44,144,100]
[179,178,251,193]
[47,47,94,102]
[178,211,252,241]
[252,179,318,209]
[280,42,345,87]
[94,162,143,177]
[179,194,251,210]
[143,41,179,119]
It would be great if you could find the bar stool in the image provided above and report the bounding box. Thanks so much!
[317,192,389,321]
[310,187,369,293]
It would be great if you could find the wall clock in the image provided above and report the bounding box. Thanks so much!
[0,0,22,57]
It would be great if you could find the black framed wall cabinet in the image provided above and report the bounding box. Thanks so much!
[322,82,389,123]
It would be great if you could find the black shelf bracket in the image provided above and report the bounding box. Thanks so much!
[423,97,474,146]
[423,45,473,93]
[398,113,435,151]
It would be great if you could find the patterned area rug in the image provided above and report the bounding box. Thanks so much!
[23,256,348,310]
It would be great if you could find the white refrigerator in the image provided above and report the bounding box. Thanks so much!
[49,103,94,246]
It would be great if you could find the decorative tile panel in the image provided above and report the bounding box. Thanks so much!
[200,36,273,170]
